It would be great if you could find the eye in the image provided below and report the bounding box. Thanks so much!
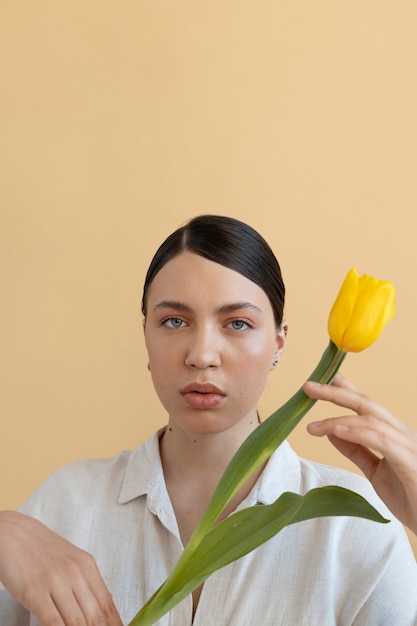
[162,317,186,328]
[227,319,253,331]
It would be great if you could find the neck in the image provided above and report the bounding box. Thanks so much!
[159,412,260,480]
[159,412,265,548]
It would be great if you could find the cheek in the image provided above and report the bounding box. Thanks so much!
[145,335,182,389]
[233,340,274,386]
[242,333,276,364]
[145,329,178,364]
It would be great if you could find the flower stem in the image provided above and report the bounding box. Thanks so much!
[128,341,346,626]
[189,340,346,546]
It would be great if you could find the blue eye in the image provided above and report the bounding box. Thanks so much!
[163,317,185,328]
[228,320,252,331]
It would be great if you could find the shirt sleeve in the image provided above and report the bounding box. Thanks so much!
[351,524,417,625]
[0,585,31,625]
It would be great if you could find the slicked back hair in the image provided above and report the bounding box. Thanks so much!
[141,215,285,327]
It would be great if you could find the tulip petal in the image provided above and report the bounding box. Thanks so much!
[328,268,396,352]
[328,268,359,349]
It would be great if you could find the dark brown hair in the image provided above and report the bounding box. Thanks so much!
[141,215,285,327]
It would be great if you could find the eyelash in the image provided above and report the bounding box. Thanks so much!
[227,319,254,331]
[161,317,186,328]
[160,317,254,331]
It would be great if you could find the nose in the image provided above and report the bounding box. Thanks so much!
[184,324,221,369]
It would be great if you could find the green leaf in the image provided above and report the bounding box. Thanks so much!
[190,486,388,580]
[129,487,388,624]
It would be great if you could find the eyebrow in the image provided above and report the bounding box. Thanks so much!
[153,300,263,315]
[217,302,263,315]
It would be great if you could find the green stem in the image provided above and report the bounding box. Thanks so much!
[189,341,345,545]
[128,341,346,626]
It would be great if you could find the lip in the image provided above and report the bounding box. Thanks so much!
[180,382,226,409]
[180,382,225,395]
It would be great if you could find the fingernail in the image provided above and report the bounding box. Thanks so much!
[306,381,322,388]
[334,424,350,433]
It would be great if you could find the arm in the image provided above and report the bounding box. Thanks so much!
[0,510,123,626]
[303,374,417,536]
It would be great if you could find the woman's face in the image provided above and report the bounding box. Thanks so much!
[143,251,286,437]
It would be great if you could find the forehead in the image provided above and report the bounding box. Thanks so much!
[146,251,272,312]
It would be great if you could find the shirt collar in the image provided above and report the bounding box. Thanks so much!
[117,428,166,504]
[252,439,301,506]
[117,428,301,507]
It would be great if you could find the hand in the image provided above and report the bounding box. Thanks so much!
[0,510,123,625]
[303,374,417,536]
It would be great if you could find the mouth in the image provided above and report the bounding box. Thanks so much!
[180,382,226,409]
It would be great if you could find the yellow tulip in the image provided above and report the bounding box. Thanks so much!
[328,267,396,352]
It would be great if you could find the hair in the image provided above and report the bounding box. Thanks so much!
[141,215,285,327]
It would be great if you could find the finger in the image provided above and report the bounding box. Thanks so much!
[74,582,122,626]
[326,433,381,480]
[50,589,87,626]
[29,552,122,626]
[27,571,91,626]
[303,380,392,421]
[307,414,415,469]
[303,379,366,411]
[304,373,359,395]
[330,373,361,392]
[51,583,120,626]
[69,559,123,626]
[28,595,66,626]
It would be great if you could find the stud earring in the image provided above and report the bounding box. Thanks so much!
[147,362,151,371]
[272,358,279,369]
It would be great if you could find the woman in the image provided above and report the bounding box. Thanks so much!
[0,215,417,625]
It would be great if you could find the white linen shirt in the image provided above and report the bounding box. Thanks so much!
[1,430,417,625]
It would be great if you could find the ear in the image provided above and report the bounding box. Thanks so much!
[271,322,288,370]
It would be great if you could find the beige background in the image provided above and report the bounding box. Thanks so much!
[1,2,416,559]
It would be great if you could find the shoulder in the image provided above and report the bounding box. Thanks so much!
[21,450,129,505]
[298,454,377,494]
[268,442,396,521]
[18,431,162,527]
[287,453,417,575]
[264,441,385,508]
